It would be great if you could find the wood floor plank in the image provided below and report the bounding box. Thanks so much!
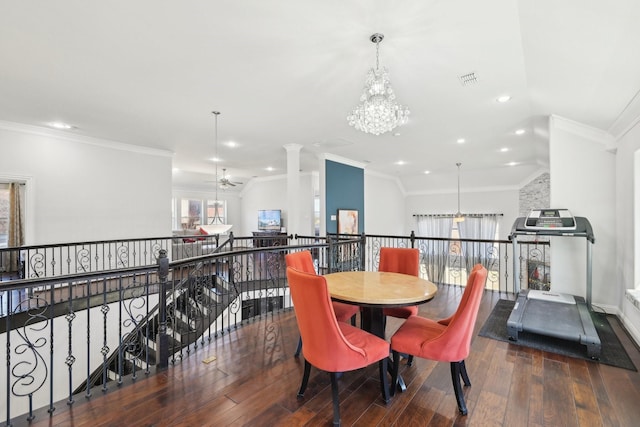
[352,402,386,427]
[543,358,579,427]
[568,359,602,427]
[599,364,640,427]
[392,382,442,426]
[585,362,621,427]
[503,352,532,426]
[527,369,544,427]
[469,390,507,427]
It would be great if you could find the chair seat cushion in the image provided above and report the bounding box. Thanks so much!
[336,322,390,370]
[383,305,418,319]
[390,316,450,361]
[333,301,360,323]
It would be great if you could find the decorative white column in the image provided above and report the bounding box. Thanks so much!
[284,144,302,239]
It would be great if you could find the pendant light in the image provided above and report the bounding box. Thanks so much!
[454,162,465,223]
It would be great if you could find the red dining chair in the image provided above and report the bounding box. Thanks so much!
[286,267,390,426]
[378,247,420,363]
[379,247,420,320]
[389,264,487,415]
[285,251,359,357]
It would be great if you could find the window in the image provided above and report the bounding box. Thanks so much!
[180,199,202,229]
[173,197,227,230]
[207,200,226,224]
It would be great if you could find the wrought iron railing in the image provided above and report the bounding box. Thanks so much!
[0,234,236,283]
[299,232,550,293]
[0,232,549,425]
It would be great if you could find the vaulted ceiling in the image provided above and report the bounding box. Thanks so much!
[1,1,639,194]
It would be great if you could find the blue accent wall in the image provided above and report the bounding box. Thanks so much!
[325,160,364,233]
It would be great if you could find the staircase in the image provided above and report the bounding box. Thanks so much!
[75,269,234,394]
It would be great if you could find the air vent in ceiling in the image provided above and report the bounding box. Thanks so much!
[459,72,478,86]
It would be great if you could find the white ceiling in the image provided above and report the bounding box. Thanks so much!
[1,0,639,194]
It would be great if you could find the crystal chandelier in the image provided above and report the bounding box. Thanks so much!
[347,33,410,135]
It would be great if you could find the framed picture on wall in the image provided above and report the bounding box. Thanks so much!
[337,209,358,234]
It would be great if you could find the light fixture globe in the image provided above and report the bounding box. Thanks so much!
[347,33,410,136]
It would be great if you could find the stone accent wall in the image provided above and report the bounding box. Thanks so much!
[519,172,550,216]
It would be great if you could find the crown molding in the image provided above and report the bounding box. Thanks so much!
[0,120,174,158]
[550,115,615,152]
[319,153,367,169]
[609,87,640,142]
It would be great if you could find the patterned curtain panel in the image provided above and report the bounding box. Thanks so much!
[416,216,453,284]
[458,215,498,272]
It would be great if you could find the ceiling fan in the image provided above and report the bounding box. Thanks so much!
[218,168,243,188]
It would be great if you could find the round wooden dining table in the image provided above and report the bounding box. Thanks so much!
[323,271,438,339]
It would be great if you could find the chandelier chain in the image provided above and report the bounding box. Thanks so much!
[211,111,222,224]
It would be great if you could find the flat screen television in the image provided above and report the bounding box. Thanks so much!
[258,209,282,231]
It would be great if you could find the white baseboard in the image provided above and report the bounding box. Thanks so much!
[619,292,640,348]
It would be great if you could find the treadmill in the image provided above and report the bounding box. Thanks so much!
[507,209,601,359]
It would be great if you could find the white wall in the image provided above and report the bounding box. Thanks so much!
[364,172,405,235]
[239,173,315,237]
[0,122,172,244]
[549,116,617,307]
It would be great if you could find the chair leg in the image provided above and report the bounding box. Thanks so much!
[459,360,471,386]
[350,314,356,326]
[329,372,342,426]
[378,358,390,403]
[390,350,400,397]
[406,355,414,366]
[450,361,468,415]
[294,336,302,357]
[297,360,311,398]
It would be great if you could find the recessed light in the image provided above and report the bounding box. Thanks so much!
[515,129,526,135]
[424,170,431,175]
[266,166,275,172]
[507,161,518,166]
[225,141,238,148]
[48,121,74,130]
[456,138,465,144]
[496,95,512,103]
[395,160,406,165]
[500,147,509,153]
[211,157,221,162]
[393,132,401,136]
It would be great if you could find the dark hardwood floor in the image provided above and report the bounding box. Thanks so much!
[18,285,640,427]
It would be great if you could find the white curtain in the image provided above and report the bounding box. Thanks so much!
[457,215,498,271]
[416,216,453,284]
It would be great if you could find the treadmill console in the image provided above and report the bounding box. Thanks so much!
[524,209,576,230]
